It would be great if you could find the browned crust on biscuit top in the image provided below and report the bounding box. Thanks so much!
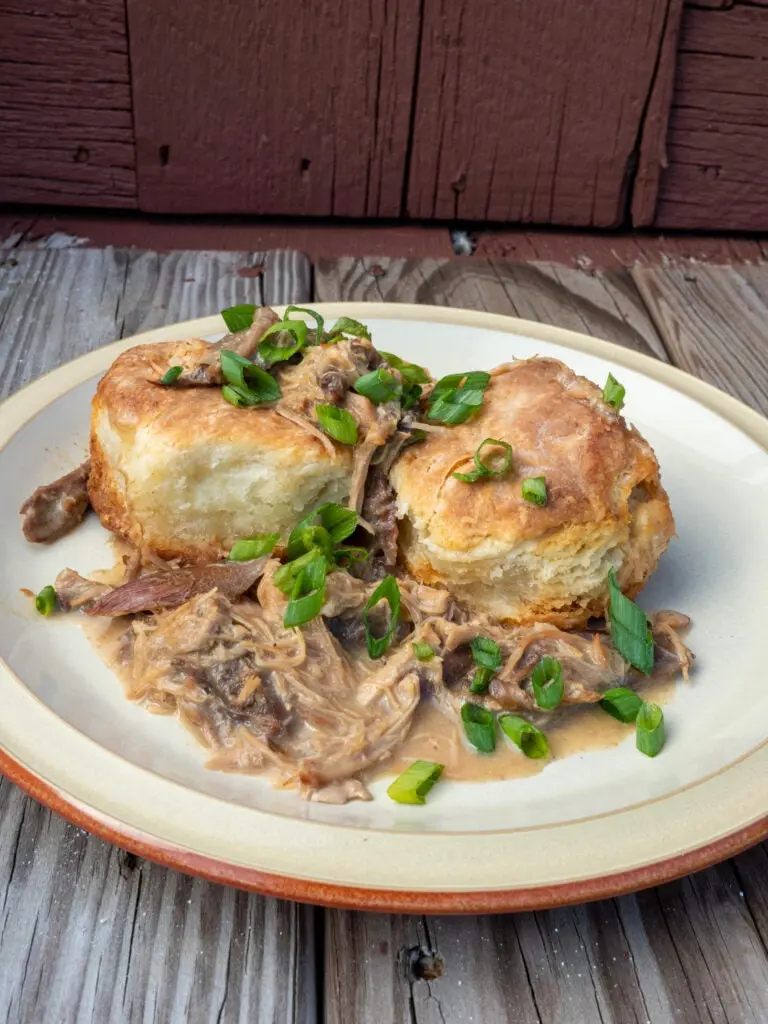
[391,358,675,627]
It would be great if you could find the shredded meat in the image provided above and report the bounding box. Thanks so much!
[171,307,280,385]
[55,568,111,611]
[358,467,399,576]
[86,557,269,616]
[20,460,91,543]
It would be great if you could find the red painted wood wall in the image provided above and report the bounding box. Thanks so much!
[0,0,764,229]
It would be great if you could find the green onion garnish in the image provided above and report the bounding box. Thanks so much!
[228,533,279,561]
[316,404,358,445]
[273,548,322,594]
[603,373,626,411]
[353,368,402,405]
[521,476,547,505]
[325,317,371,341]
[499,714,550,759]
[258,319,308,366]
[470,667,493,693]
[333,546,369,567]
[413,641,435,661]
[387,760,444,805]
[607,569,654,675]
[283,551,327,628]
[469,635,502,693]
[460,702,496,753]
[284,305,324,343]
[402,384,423,410]
[453,438,513,484]
[35,585,57,616]
[636,701,665,757]
[599,686,643,723]
[159,365,183,386]
[286,502,358,562]
[221,304,258,333]
[379,352,431,386]
[427,371,491,425]
[295,524,335,561]
[363,575,401,659]
[220,349,282,405]
[530,656,564,711]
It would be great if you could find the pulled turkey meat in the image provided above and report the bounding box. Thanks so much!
[20,460,91,543]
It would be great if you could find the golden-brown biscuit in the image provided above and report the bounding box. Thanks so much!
[390,358,674,628]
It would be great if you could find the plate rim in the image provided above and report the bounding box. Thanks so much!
[2,301,766,912]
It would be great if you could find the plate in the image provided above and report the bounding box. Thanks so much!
[0,303,766,912]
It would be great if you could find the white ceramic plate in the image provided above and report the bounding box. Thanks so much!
[0,303,766,912]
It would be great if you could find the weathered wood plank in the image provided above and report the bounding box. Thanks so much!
[405,0,682,226]
[126,0,419,216]
[315,256,768,1024]
[0,246,316,1024]
[314,256,668,359]
[655,4,768,230]
[0,0,137,207]
[632,264,768,415]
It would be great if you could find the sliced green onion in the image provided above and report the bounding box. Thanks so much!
[427,371,491,425]
[603,373,626,411]
[227,533,279,561]
[221,303,257,333]
[636,701,665,757]
[220,349,282,403]
[316,404,358,445]
[325,317,371,341]
[471,636,502,671]
[159,365,183,386]
[453,438,513,484]
[353,368,402,405]
[530,656,564,711]
[273,548,322,594]
[286,502,358,561]
[284,305,324,343]
[363,575,401,659]
[521,476,547,506]
[608,569,654,675]
[283,552,327,628]
[379,352,430,385]
[413,641,435,661]
[35,585,57,616]
[258,319,308,366]
[460,702,496,753]
[402,383,423,410]
[499,714,550,759]
[600,686,643,723]
[470,667,493,693]
[294,524,335,560]
[333,546,370,567]
[386,760,444,805]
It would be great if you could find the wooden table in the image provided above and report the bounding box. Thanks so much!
[0,241,767,1024]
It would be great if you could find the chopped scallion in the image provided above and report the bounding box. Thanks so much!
[469,636,502,693]
[159,365,183,386]
[470,667,493,693]
[636,701,665,757]
[286,502,358,561]
[530,656,564,711]
[258,318,308,366]
[228,533,279,561]
[603,373,626,411]
[460,702,496,753]
[379,352,431,386]
[499,714,550,759]
[413,641,435,661]
[363,575,401,659]
[607,569,654,675]
[325,317,372,341]
[284,305,324,343]
[283,552,327,628]
[35,585,56,616]
[427,371,491,425]
[353,367,402,405]
[316,404,358,445]
[521,476,547,506]
[220,304,258,333]
[220,349,282,404]
[387,760,444,804]
[599,686,643,723]
[453,438,513,484]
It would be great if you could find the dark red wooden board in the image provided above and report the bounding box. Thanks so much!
[656,4,768,230]
[405,0,683,227]
[127,0,421,217]
[0,0,137,207]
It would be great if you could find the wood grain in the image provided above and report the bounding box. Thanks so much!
[315,256,768,1024]
[0,0,137,207]
[405,0,682,226]
[632,264,768,415]
[126,0,420,216]
[0,246,316,1024]
[655,4,768,230]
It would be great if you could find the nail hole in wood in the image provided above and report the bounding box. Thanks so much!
[73,146,90,163]
[159,145,170,167]
[401,945,445,982]
[300,157,311,179]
